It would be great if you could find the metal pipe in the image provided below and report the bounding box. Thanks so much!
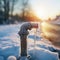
[18,22,38,57]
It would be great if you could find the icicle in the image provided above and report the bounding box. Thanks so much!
[34,28,38,57]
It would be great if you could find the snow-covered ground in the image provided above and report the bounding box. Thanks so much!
[0,23,59,60]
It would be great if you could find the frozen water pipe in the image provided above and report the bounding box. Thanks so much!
[18,22,38,60]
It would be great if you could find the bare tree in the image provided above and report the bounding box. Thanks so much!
[0,0,2,11]
[21,0,30,21]
[3,0,10,22]
[10,0,17,17]
[0,0,5,24]
[0,0,18,24]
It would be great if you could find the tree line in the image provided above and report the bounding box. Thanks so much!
[0,0,17,24]
[0,0,40,24]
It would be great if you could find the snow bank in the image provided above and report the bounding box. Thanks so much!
[0,23,59,60]
[7,56,17,60]
[41,20,60,48]
[48,17,60,24]
[29,48,59,60]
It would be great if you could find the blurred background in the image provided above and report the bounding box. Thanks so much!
[0,0,60,24]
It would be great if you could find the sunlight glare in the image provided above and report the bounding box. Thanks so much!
[34,7,48,20]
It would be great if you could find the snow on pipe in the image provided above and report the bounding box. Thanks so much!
[18,22,38,59]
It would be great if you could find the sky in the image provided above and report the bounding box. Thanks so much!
[14,0,60,20]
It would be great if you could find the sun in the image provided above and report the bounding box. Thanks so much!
[36,10,46,19]
[33,6,49,20]
[35,9,48,20]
